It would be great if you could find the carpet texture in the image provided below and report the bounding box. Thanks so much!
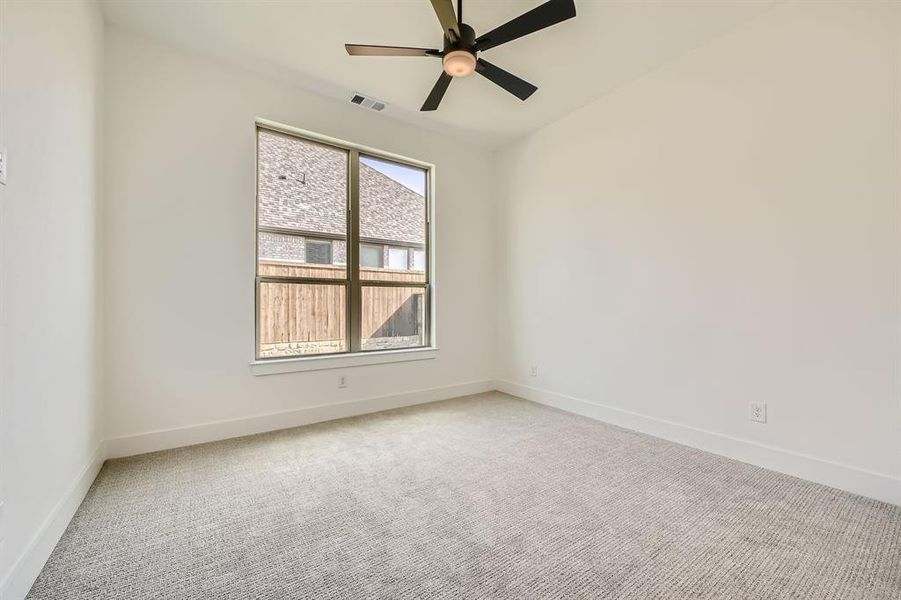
[28,392,901,599]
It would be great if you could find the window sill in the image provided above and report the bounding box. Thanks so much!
[249,347,438,376]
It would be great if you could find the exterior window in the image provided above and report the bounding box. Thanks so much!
[360,244,383,268]
[387,247,408,270]
[412,249,426,272]
[305,239,332,264]
[256,125,431,359]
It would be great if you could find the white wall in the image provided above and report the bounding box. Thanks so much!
[0,3,896,595]
[496,1,901,500]
[0,0,105,597]
[103,28,496,443]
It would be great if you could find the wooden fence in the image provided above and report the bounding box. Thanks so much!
[258,261,424,351]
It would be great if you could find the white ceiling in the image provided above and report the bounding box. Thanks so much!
[99,0,778,148]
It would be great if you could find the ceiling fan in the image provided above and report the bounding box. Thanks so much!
[345,0,577,111]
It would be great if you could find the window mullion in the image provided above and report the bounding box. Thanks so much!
[349,149,362,353]
[259,276,347,286]
[360,280,428,289]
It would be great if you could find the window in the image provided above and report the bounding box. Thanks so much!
[360,244,384,268]
[387,247,409,271]
[305,239,332,264]
[412,249,426,272]
[255,125,431,359]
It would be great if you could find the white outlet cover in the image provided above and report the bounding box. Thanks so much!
[0,147,7,185]
[749,402,767,423]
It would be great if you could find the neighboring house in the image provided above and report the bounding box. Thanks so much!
[257,129,425,272]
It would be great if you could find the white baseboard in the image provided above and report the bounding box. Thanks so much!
[106,380,495,459]
[1,442,106,600]
[496,380,901,507]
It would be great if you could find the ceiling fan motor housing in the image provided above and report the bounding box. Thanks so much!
[444,23,477,53]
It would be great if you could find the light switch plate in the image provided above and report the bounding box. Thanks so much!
[0,147,7,185]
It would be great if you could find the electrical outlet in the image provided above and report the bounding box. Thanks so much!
[0,147,7,185]
[749,402,767,423]
[338,375,348,389]
[529,365,538,377]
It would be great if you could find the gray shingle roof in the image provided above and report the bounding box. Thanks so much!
[258,129,424,245]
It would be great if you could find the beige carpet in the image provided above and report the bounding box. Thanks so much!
[28,392,901,599]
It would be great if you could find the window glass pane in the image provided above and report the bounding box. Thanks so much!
[412,250,426,272]
[359,155,426,283]
[362,286,426,351]
[361,244,383,268]
[257,233,344,279]
[257,129,346,279]
[305,239,332,264]
[387,247,408,270]
[258,282,346,357]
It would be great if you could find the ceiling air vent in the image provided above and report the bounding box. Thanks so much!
[349,92,388,112]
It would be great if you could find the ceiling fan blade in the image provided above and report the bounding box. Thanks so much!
[476,59,537,101]
[430,0,460,40]
[421,71,453,111]
[345,44,440,57]
[475,0,576,52]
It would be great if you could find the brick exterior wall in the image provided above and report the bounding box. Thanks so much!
[257,128,425,245]
[258,232,347,265]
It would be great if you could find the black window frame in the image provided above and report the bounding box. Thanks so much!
[254,122,433,360]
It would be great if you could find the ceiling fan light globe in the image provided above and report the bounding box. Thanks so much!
[443,50,476,78]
